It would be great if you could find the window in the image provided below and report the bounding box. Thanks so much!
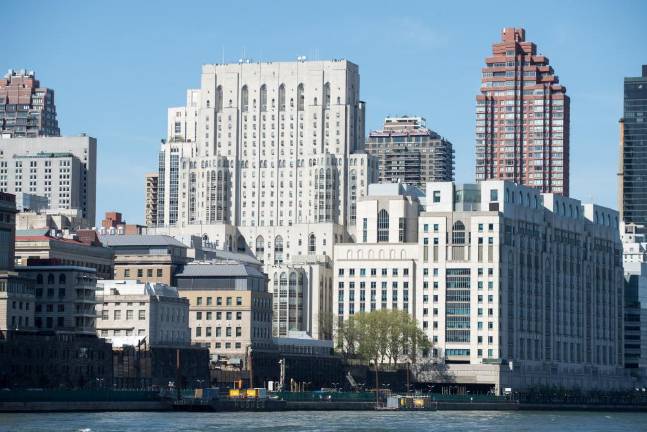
[362,218,368,242]
[197,297,203,305]
[236,327,242,337]
[490,189,498,201]
[377,209,389,242]
[137,269,143,278]
[114,310,121,320]
[308,234,316,254]
[138,310,145,320]
[226,327,232,337]
[399,218,406,242]
[452,221,465,244]
[236,297,242,306]
[147,269,153,277]
[157,269,163,277]
[274,235,284,264]
[433,191,441,203]
[236,311,242,320]
[196,327,202,337]
[126,310,133,320]
[124,269,130,278]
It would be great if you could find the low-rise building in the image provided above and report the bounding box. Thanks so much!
[14,229,114,279]
[0,192,17,270]
[96,279,190,347]
[175,261,273,366]
[0,330,113,389]
[18,263,98,335]
[99,211,145,235]
[0,192,35,332]
[100,234,189,285]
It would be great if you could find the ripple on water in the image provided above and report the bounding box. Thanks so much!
[0,410,645,432]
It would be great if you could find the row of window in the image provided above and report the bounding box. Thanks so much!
[338,268,410,277]
[195,311,242,321]
[195,296,243,306]
[194,326,242,338]
[123,268,164,278]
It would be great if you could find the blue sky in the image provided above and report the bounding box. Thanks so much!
[3,0,647,225]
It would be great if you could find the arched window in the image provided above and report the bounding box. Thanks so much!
[59,274,66,284]
[260,85,267,112]
[237,235,245,252]
[297,84,304,111]
[308,234,316,255]
[377,209,389,242]
[47,273,55,284]
[274,235,284,264]
[255,236,264,254]
[323,82,330,109]
[241,86,249,112]
[228,235,233,252]
[36,274,43,284]
[216,86,223,112]
[452,221,466,244]
[278,84,286,111]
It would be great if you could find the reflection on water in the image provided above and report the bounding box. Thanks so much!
[0,410,645,432]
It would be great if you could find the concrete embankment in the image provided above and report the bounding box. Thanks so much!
[0,401,170,413]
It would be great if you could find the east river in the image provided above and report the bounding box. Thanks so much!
[1,411,646,432]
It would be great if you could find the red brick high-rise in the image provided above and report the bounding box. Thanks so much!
[475,28,570,195]
[0,69,60,138]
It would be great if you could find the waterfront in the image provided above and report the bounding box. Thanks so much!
[0,411,646,432]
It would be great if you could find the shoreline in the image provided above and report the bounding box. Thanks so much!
[2,400,647,413]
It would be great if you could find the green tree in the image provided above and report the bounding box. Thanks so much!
[335,310,432,403]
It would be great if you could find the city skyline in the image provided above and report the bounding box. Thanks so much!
[3,0,647,225]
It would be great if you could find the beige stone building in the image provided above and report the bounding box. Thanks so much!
[175,261,272,365]
[100,234,189,285]
[334,180,631,393]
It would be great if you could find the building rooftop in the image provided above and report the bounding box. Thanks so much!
[99,234,188,249]
[175,261,265,278]
[97,279,179,298]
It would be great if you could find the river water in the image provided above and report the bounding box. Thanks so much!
[0,411,645,431]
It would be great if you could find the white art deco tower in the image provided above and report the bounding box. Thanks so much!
[154,59,377,339]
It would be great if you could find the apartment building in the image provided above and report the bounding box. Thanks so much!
[475,28,570,195]
[0,135,97,224]
[365,116,454,187]
[0,69,59,138]
[18,262,98,335]
[145,172,158,227]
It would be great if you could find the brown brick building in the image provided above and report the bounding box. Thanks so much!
[475,28,570,195]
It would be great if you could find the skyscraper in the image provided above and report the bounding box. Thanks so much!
[365,116,454,187]
[618,65,647,226]
[475,28,570,195]
[151,59,377,339]
[0,69,60,138]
